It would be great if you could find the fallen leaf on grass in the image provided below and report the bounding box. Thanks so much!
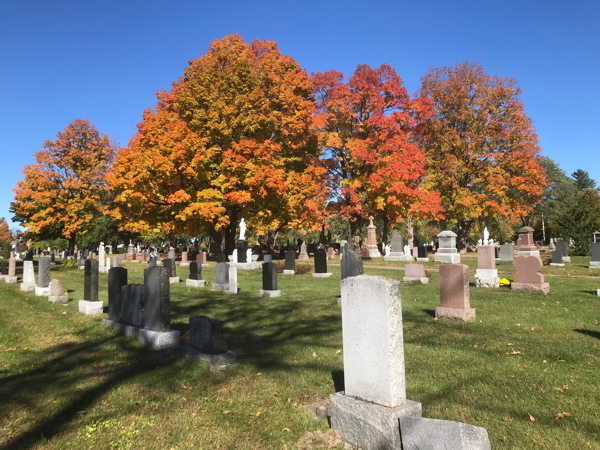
[506,349,522,355]
[507,343,513,346]
[432,317,439,321]
[335,350,341,354]
[5,348,17,352]
[555,412,571,419]
[255,412,261,417]
[223,411,230,415]
[311,352,317,358]
[528,414,536,422]
[282,427,291,432]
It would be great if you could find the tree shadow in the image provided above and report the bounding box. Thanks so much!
[580,290,598,296]
[331,370,344,393]
[573,329,600,340]
[422,309,436,317]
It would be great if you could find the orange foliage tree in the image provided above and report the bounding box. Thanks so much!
[312,64,442,243]
[418,62,547,247]
[108,35,325,253]
[11,120,114,250]
[0,218,12,243]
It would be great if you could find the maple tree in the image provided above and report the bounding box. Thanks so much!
[11,119,115,251]
[418,62,547,248]
[312,64,442,243]
[108,35,325,253]
[0,218,12,243]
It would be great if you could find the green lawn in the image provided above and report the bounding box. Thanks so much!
[0,259,599,449]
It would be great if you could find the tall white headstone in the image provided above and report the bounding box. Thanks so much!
[99,242,105,268]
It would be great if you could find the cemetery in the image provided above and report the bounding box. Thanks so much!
[1,7,600,449]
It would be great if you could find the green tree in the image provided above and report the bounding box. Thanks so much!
[554,189,600,255]
[572,169,597,192]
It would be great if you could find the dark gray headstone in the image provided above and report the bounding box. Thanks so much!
[216,262,229,284]
[262,262,277,290]
[0,261,7,275]
[315,248,327,273]
[189,261,202,280]
[111,255,120,268]
[38,256,51,287]
[189,316,227,354]
[25,250,33,261]
[340,243,363,281]
[84,259,99,301]
[390,234,404,253]
[418,245,427,258]
[592,242,600,262]
[552,249,563,264]
[216,254,227,263]
[108,267,127,321]
[163,258,176,278]
[284,250,296,271]
[143,266,170,332]
[237,239,248,263]
[264,254,272,263]
[120,284,144,327]
[555,240,568,257]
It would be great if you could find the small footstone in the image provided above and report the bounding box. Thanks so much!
[79,300,104,314]
[283,270,295,275]
[259,289,281,297]
[169,277,180,284]
[399,416,492,450]
[186,279,206,287]
[5,276,17,284]
[312,272,332,278]
[183,316,237,371]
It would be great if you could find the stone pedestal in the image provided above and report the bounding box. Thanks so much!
[364,216,381,257]
[259,289,281,297]
[435,231,460,263]
[78,300,103,314]
[211,282,229,291]
[5,276,17,284]
[436,264,475,321]
[512,256,549,293]
[403,264,428,284]
[35,286,51,296]
[550,249,565,266]
[475,246,500,288]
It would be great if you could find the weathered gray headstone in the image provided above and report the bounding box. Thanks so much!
[314,248,327,273]
[435,230,460,263]
[20,260,36,291]
[340,243,363,281]
[284,250,296,274]
[497,243,514,265]
[555,240,569,262]
[38,256,51,287]
[108,267,128,321]
[111,255,120,268]
[263,254,272,263]
[143,266,170,332]
[189,261,202,280]
[84,259,99,301]
[163,258,176,278]
[216,262,229,284]
[260,261,279,298]
[189,316,227,354]
[120,284,144,327]
[590,240,600,268]
[399,416,491,450]
[551,249,564,265]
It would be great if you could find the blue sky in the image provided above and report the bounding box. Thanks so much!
[1,0,598,230]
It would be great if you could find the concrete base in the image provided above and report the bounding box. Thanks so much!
[496,260,513,265]
[330,392,421,450]
[102,319,180,349]
[597,289,600,297]
[49,295,69,304]
[99,267,109,273]
[212,282,229,291]
[79,300,104,314]
[229,262,262,270]
[384,253,413,262]
[5,276,18,283]
[129,260,140,263]
[435,307,476,322]
[403,277,429,284]
[259,289,281,297]
[399,416,492,450]
[186,279,206,287]
[283,270,295,275]
[35,286,51,296]
[78,266,85,270]
[435,253,460,263]
[180,262,189,267]
[562,256,571,263]
[298,254,309,260]
[518,250,540,257]
[225,287,238,294]
[511,282,549,294]
[169,277,180,284]
[181,346,237,372]
[201,263,209,268]
[367,248,381,258]
[0,275,5,281]
[416,257,429,262]
[475,269,499,288]
[550,263,565,267]
[20,283,35,292]
[589,261,600,268]
[312,272,332,278]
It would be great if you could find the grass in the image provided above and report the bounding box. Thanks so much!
[0,258,599,449]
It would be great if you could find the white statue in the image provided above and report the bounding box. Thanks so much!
[385,244,391,256]
[483,227,489,245]
[232,249,238,264]
[404,244,409,255]
[246,249,252,262]
[239,219,246,241]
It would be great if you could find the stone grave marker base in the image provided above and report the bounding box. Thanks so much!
[201,263,209,268]
[20,283,35,292]
[5,276,18,283]
[211,282,229,291]
[283,270,295,275]
[399,416,492,450]
[229,262,262,270]
[79,266,85,270]
[48,295,69,304]
[518,250,540,257]
[312,272,332,278]
[589,261,600,268]
[99,267,109,273]
[596,289,600,297]
[562,256,571,263]
[102,319,180,349]
[550,263,565,267]
[435,307,476,322]
[35,286,51,296]
[169,277,180,284]
[330,392,421,450]
[496,260,513,265]
[180,262,189,267]
[475,269,500,288]
[79,300,104,314]
[186,279,206,287]
[384,254,413,262]
[511,282,549,294]
[403,276,429,284]
[416,257,429,262]
[435,254,460,263]
[259,289,281,297]
[182,346,237,372]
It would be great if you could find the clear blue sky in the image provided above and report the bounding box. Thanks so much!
[1,1,598,230]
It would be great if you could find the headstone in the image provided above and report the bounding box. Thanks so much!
[163,258,176,278]
[327,247,335,258]
[475,245,499,288]
[551,249,564,266]
[181,251,188,265]
[384,233,413,261]
[436,264,475,321]
[228,265,238,294]
[412,247,418,258]
[186,261,205,287]
[108,267,128,321]
[517,226,540,257]
[331,275,421,449]
[168,247,176,260]
[99,242,105,268]
[298,242,309,260]
[364,216,381,257]
[25,250,33,261]
[399,416,492,450]
[197,252,208,266]
[128,240,134,254]
[590,240,600,268]
[512,256,549,293]
[416,245,429,262]
[212,262,229,291]
[120,284,145,327]
[284,250,296,274]
[593,231,600,243]
[143,266,170,332]
[403,264,428,284]
[182,316,237,370]
[314,248,328,274]
[38,256,51,288]
[263,254,272,263]
[48,278,69,303]
[84,259,99,301]
[340,243,363,281]
[5,257,17,283]
[497,243,514,265]
[548,238,556,251]
[435,231,460,263]
[236,239,248,263]
[20,260,36,291]
[555,240,570,262]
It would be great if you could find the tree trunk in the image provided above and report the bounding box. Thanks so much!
[382,214,389,246]
[210,228,223,257]
[68,234,76,253]
[224,209,239,256]
[406,217,414,249]
[266,229,279,250]
[456,219,473,250]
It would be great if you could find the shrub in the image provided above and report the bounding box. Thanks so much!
[274,259,312,275]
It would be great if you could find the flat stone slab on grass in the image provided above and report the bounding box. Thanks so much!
[229,262,262,270]
[403,276,429,284]
[283,270,295,275]
[181,346,238,372]
[35,286,51,296]
[186,279,206,288]
[399,416,491,450]
[102,318,180,350]
[49,295,69,304]
[259,289,281,297]
[20,283,35,292]
[5,276,17,283]
[212,282,229,291]
[312,272,332,278]
[79,300,104,314]
[384,254,413,262]
[169,277,180,284]
[435,253,460,263]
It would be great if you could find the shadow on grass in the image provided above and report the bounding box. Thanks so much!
[580,290,598,296]
[421,309,436,317]
[573,329,600,340]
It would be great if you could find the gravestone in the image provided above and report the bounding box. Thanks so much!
[163,258,179,283]
[111,255,120,268]
[475,245,499,288]
[197,252,208,267]
[20,260,36,291]
[120,284,145,327]
[148,259,157,268]
[180,251,189,267]
[412,247,418,258]
[517,226,540,257]
[48,278,69,303]
[399,417,491,450]
[35,256,51,296]
[5,257,17,283]
[417,245,429,262]
[227,265,238,294]
[497,243,514,265]
[384,233,413,261]
[99,242,105,268]
[284,250,296,274]
[79,259,103,315]
[555,240,570,262]
[260,261,280,297]
[108,267,128,321]
[327,247,335,258]
[168,247,176,260]
[25,250,33,261]
[364,216,381,257]
[551,249,565,266]
[143,266,170,332]
[299,242,309,260]
[340,243,363,281]
[182,316,237,371]
[435,231,460,263]
[436,264,475,321]
[263,254,272,263]
[590,240,600,268]
[512,256,549,293]
[216,254,227,263]
[313,248,331,278]
[403,264,428,284]
[236,239,248,263]
[212,262,230,291]
[186,261,205,287]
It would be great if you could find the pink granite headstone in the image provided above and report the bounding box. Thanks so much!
[511,256,549,293]
[412,247,418,258]
[50,279,63,296]
[435,264,475,321]
[132,251,137,261]
[477,245,496,269]
[197,252,207,264]
[327,247,335,258]
[181,251,188,263]
[404,264,425,278]
[363,216,381,257]
[517,227,537,252]
[361,245,370,259]
[8,257,16,277]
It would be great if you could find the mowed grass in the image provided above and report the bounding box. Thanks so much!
[0,259,598,449]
